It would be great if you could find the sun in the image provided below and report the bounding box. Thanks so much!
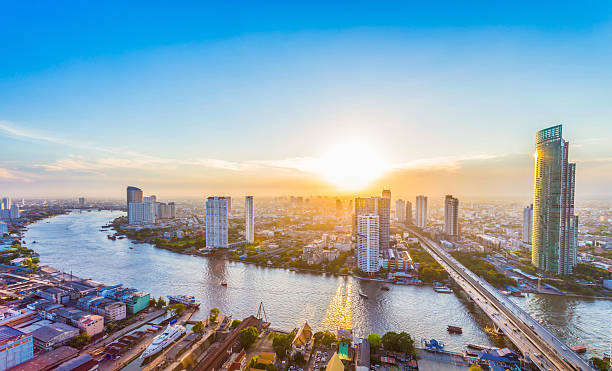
[314,141,388,191]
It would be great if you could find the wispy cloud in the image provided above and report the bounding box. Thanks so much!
[391,153,500,171]
[0,168,31,182]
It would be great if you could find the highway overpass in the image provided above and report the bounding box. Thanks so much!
[408,228,593,371]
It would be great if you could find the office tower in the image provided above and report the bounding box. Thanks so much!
[395,199,406,223]
[416,196,428,228]
[9,204,19,219]
[444,195,459,237]
[406,201,413,224]
[382,189,391,199]
[0,222,7,235]
[126,186,143,221]
[532,125,577,275]
[245,196,254,244]
[143,195,156,203]
[168,202,176,219]
[206,197,229,248]
[128,202,155,224]
[354,193,390,251]
[356,214,380,274]
[78,197,85,206]
[522,204,533,245]
[1,198,10,210]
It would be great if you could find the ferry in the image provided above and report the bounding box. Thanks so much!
[359,291,368,299]
[167,295,200,308]
[220,282,228,287]
[107,235,116,240]
[141,325,186,358]
[571,345,586,354]
[433,286,453,293]
[467,343,499,351]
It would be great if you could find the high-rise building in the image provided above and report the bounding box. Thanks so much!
[225,196,232,215]
[382,189,391,200]
[532,125,577,275]
[126,186,143,222]
[395,199,406,223]
[157,202,176,219]
[522,204,533,245]
[356,214,380,274]
[0,222,7,235]
[128,202,155,224]
[354,192,390,251]
[9,204,19,219]
[335,199,343,213]
[444,195,459,237]
[245,196,254,244]
[78,197,85,206]
[1,198,10,210]
[206,197,229,249]
[406,201,413,225]
[416,196,428,228]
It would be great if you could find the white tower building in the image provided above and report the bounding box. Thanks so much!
[356,214,380,275]
[416,195,428,228]
[245,196,254,244]
[206,197,229,248]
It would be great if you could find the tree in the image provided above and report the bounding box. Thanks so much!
[590,357,610,371]
[314,330,337,347]
[156,296,166,308]
[293,351,306,365]
[367,333,381,350]
[381,331,415,356]
[149,298,157,307]
[209,307,220,323]
[173,303,187,315]
[272,332,295,359]
[239,326,260,349]
[192,321,204,334]
[231,319,242,329]
[469,362,483,371]
[68,332,91,348]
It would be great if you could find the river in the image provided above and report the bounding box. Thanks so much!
[23,210,610,358]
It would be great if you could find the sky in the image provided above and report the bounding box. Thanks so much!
[1,1,612,201]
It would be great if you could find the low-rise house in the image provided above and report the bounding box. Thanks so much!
[77,314,104,336]
[31,323,79,351]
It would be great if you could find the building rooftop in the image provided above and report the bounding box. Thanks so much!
[0,325,27,345]
[31,323,78,342]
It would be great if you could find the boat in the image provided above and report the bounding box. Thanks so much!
[465,349,479,357]
[220,282,228,287]
[107,235,116,240]
[380,286,390,291]
[129,247,134,250]
[467,344,498,351]
[141,325,186,358]
[395,279,423,286]
[447,325,462,334]
[510,291,525,297]
[167,295,200,308]
[359,291,368,299]
[571,345,586,354]
[433,286,453,293]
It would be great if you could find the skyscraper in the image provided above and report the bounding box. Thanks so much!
[395,199,406,223]
[406,201,413,225]
[1,198,10,211]
[126,186,143,221]
[245,196,254,244]
[522,204,533,245]
[356,214,380,274]
[532,125,577,275]
[416,195,428,228]
[444,195,459,237]
[128,202,155,224]
[206,197,229,249]
[354,191,390,251]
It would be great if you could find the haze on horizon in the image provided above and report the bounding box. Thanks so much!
[1,2,612,200]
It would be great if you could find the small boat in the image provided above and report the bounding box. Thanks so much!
[447,325,462,334]
[571,345,586,354]
[220,282,228,287]
[129,247,134,250]
[359,291,368,299]
[467,344,498,350]
[465,349,479,357]
[107,235,116,240]
[434,286,453,293]
[380,286,390,291]
[167,295,200,308]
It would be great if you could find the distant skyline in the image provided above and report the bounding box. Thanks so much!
[1,2,612,199]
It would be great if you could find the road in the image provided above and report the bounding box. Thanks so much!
[408,228,593,371]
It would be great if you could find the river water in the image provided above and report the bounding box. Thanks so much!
[23,211,610,358]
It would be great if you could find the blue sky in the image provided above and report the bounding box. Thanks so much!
[1,1,611,199]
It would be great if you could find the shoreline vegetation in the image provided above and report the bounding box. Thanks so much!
[104,216,612,299]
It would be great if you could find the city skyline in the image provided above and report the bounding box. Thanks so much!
[1,3,612,198]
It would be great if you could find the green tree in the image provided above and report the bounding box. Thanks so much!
[590,357,610,371]
[149,298,157,307]
[239,326,260,349]
[230,319,242,329]
[68,332,91,348]
[173,303,187,315]
[367,333,381,350]
[293,352,306,365]
[209,307,220,323]
[192,321,205,334]
[313,330,337,347]
[156,296,166,308]
[272,332,295,359]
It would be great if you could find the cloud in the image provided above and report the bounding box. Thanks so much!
[391,153,501,171]
[0,168,31,182]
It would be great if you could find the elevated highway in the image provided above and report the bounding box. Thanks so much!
[408,228,592,371]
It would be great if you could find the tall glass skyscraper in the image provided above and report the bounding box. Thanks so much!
[245,196,254,244]
[532,125,577,275]
[206,197,229,248]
